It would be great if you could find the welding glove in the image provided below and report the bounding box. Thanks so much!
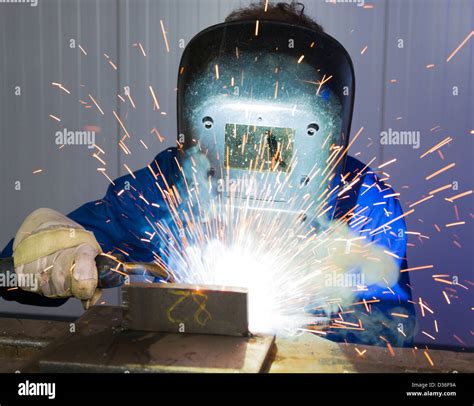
[12,208,102,309]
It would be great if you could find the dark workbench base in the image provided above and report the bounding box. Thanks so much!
[0,306,472,373]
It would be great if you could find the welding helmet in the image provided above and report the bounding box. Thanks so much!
[177,20,355,225]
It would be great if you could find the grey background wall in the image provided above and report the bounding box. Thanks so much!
[0,0,472,348]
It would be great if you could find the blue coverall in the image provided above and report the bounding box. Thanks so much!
[1,148,416,346]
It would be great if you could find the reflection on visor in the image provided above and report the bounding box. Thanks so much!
[224,123,295,172]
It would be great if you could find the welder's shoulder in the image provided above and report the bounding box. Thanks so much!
[107,147,179,193]
[346,155,403,215]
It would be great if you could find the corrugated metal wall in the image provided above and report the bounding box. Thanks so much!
[0,0,472,348]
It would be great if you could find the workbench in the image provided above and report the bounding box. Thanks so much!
[0,305,472,373]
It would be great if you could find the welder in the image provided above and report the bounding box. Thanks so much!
[0,2,415,346]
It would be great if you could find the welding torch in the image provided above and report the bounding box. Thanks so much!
[0,254,174,289]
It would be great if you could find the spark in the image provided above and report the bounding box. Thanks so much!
[88,94,105,115]
[386,342,395,357]
[445,221,465,228]
[378,158,397,169]
[409,195,433,208]
[137,42,147,57]
[32,169,43,174]
[151,127,164,143]
[139,139,149,150]
[423,350,434,367]
[391,312,409,318]
[425,163,455,180]
[149,86,161,110]
[420,137,452,158]
[370,209,415,235]
[103,53,118,70]
[215,64,220,80]
[446,30,474,62]
[316,74,333,95]
[113,111,131,138]
[401,265,433,273]
[98,170,115,185]
[93,153,106,166]
[255,20,260,36]
[445,190,472,203]
[122,163,136,179]
[297,54,305,64]
[429,184,452,195]
[51,82,71,94]
[78,45,87,56]
[160,20,170,52]
[49,114,61,122]
[360,45,368,55]
[421,331,435,340]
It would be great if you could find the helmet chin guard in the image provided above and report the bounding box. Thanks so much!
[177,20,355,225]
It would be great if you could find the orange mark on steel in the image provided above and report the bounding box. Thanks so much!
[166,289,212,326]
[355,347,366,356]
[167,290,189,324]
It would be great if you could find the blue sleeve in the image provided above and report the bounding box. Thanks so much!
[323,156,416,347]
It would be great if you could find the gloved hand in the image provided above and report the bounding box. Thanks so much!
[12,208,102,309]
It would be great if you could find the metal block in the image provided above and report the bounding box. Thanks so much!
[122,283,249,337]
